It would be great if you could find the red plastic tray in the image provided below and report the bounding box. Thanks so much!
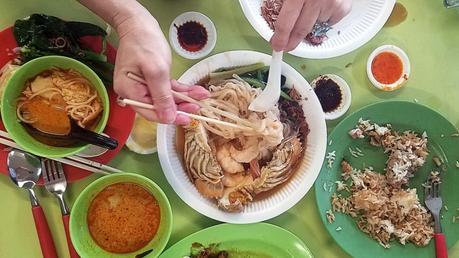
[0,26,135,184]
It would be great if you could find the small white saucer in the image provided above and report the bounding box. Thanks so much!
[367,45,410,91]
[169,12,217,60]
[311,74,352,121]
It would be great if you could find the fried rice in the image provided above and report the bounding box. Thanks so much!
[330,120,434,248]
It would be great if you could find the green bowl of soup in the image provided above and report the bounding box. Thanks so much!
[1,55,109,158]
[70,173,173,258]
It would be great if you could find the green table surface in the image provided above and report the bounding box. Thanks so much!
[1,0,459,257]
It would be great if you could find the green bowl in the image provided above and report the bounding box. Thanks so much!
[0,55,109,158]
[70,173,173,258]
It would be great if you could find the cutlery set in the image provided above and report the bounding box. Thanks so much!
[7,150,78,258]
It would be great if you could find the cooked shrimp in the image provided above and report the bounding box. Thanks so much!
[216,143,245,174]
[229,137,260,163]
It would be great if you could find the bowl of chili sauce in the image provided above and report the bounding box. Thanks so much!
[367,45,410,91]
[169,12,217,60]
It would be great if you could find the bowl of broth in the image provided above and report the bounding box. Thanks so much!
[1,55,110,158]
[70,173,172,257]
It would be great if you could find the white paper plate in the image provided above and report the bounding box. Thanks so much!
[157,50,327,223]
[239,0,396,59]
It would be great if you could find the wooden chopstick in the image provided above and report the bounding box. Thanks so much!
[120,98,254,131]
[126,72,256,128]
[0,130,120,175]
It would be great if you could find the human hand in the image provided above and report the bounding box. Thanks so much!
[113,14,209,125]
[271,0,352,51]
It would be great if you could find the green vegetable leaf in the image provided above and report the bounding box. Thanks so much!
[66,21,107,38]
[13,14,114,87]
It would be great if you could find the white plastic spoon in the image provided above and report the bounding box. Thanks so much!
[248,50,283,112]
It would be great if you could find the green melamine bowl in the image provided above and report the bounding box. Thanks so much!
[1,55,109,158]
[70,173,173,258]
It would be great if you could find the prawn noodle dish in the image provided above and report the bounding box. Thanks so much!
[181,63,310,212]
[16,67,103,146]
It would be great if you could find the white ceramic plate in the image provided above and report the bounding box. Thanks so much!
[239,0,396,59]
[157,50,327,223]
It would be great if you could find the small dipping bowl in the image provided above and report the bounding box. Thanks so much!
[70,173,172,258]
[367,45,410,91]
[311,74,351,120]
[169,12,217,60]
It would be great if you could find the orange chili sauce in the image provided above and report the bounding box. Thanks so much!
[87,182,161,253]
[371,52,403,84]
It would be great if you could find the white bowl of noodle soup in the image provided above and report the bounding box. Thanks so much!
[157,50,327,223]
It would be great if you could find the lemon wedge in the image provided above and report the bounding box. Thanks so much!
[125,115,157,154]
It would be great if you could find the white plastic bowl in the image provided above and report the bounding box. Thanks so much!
[169,12,217,60]
[366,45,410,91]
[157,51,327,224]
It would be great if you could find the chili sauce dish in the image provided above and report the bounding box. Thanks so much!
[367,45,410,91]
[169,12,217,60]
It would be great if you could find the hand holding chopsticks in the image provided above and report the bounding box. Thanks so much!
[123,72,257,133]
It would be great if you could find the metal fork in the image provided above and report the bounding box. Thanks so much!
[42,159,79,258]
[424,180,448,258]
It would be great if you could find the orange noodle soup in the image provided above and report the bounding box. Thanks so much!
[16,68,103,146]
[87,182,161,253]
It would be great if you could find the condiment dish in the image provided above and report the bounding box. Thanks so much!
[311,74,351,120]
[367,45,410,91]
[169,12,217,60]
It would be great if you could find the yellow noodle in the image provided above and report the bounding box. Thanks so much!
[16,67,103,129]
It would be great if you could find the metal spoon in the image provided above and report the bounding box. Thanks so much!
[7,150,58,258]
[248,50,283,112]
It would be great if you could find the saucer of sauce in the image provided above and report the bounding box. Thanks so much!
[367,45,410,91]
[169,12,217,60]
[311,74,352,120]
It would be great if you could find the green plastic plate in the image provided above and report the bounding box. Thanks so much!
[315,101,459,258]
[159,223,313,258]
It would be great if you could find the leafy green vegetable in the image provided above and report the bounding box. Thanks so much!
[239,76,293,101]
[13,14,113,85]
[208,63,265,84]
[189,242,228,258]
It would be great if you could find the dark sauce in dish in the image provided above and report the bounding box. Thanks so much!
[175,21,208,52]
[314,77,342,113]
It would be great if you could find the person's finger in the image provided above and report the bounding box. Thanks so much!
[285,1,320,51]
[317,0,335,23]
[142,62,176,124]
[173,86,210,103]
[174,114,191,125]
[178,102,200,114]
[329,0,352,25]
[133,106,159,121]
[270,0,305,51]
[172,80,210,102]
